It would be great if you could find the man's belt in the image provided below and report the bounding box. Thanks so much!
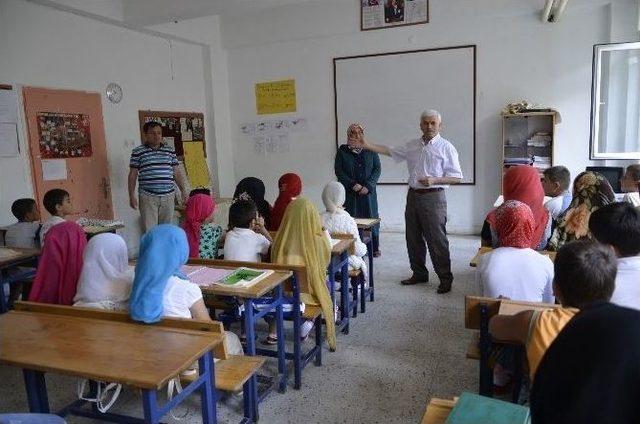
[409,187,444,194]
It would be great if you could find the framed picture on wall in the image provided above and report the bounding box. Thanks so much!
[361,0,429,31]
[138,110,205,158]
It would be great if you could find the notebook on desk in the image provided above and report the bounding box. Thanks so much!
[445,392,530,424]
[181,265,233,287]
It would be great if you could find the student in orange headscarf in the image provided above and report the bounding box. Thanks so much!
[482,165,550,250]
[269,173,302,231]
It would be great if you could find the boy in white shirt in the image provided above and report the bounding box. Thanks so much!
[5,198,41,249]
[620,164,640,207]
[40,188,73,244]
[541,166,572,221]
[223,200,272,262]
[589,202,640,310]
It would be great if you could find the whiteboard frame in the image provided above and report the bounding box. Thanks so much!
[333,45,476,185]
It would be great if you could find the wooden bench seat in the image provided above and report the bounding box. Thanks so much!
[13,301,263,394]
[466,332,481,360]
[348,269,361,278]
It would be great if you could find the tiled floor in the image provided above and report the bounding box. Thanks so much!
[0,233,481,423]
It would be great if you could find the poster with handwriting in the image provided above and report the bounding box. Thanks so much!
[255,79,297,115]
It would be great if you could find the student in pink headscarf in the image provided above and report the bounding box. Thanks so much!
[182,194,223,259]
[28,221,87,305]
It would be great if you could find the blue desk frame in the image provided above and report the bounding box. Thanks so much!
[358,229,375,305]
[255,273,323,391]
[21,351,217,424]
[327,250,350,335]
[0,254,39,314]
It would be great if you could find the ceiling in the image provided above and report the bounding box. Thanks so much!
[121,0,316,26]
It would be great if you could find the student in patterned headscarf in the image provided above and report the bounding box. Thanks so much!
[548,171,615,251]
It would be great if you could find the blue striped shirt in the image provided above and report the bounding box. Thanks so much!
[129,143,179,195]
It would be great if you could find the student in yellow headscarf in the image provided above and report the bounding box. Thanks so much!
[270,198,336,351]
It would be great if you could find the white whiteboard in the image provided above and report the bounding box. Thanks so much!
[334,46,476,184]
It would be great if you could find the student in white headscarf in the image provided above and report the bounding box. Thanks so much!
[73,233,134,310]
[321,181,368,281]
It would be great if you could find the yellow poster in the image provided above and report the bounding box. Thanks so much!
[182,141,210,189]
[255,79,297,115]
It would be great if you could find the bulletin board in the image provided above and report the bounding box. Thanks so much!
[138,110,205,158]
[334,45,476,185]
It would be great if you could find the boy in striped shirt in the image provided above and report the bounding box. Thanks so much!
[128,121,188,232]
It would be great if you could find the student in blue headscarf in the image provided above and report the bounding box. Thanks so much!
[129,225,243,354]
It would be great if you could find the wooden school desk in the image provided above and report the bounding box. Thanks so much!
[190,259,324,393]
[469,246,557,267]
[187,261,291,418]
[464,296,557,400]
[329,238,354,335]
[354,217,380,302]
[0,310,222,424]
[0,247,40,313]
[81,223,125,238]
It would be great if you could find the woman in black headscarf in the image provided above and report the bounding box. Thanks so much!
[531,302,640,423]
[233,177,272,229]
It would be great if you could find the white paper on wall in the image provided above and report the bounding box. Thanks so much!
[0,123,19,157]
[41,159,68,181]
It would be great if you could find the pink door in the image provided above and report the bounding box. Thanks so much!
[22,87,114,220]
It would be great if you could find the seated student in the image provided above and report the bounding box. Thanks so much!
[548,171,615,251]
[541,166,572,221]
[489,240,616,381]
[129,224,242,355]
[620,164,640,207]
[28,221,87,305]
[40,188,73,244]
[5,198,41,305]
[183,194,223,259]
[5,198,41,249]
[589,202,640,310]
[269,198,336,350]
[476,200,554,303]
[320,181,368,280]
[530,302,640,424]
[189,188,211,197]
[269,173,302,231]
[73,233,133,310]
[233,177,273,230]
[482,165,551,250]
[224,200,272,262]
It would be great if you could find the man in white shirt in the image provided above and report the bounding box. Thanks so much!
[349,110,463,293]
[589,202,640,311]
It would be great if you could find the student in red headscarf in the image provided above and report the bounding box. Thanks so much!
[28,221,87,305]
[182,194,223,259]
[476,200,554,303]
[269,173,302,231]
[482,165,551,250]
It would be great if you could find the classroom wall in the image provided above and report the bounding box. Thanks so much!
[219,0,639,233]
[0,0,211,252]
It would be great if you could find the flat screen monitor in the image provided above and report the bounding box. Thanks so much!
[585,166,624,193]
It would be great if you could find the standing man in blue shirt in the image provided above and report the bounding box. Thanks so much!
[128,121,188,233]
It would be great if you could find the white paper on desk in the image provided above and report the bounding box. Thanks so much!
[0,123,19,157]
[41,159,67,181]
[0,90,19,123]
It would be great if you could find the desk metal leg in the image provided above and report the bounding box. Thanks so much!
[340,251,350,335]
[0,272,9,314]
[479,304,493,397]
[23,369,49,413]
[275,284,287,393]
[327,261,336,315]
[367,236,374,302]
[198,351,217,424]
[141,389,160,424]
[243,298,259,421]
[292,274,302,390]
